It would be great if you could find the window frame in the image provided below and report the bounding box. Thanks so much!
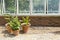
[47,0,60,15]
[0,0,60,16]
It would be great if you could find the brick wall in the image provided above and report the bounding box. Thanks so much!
[30,16,60,27]
[0,16,60,27]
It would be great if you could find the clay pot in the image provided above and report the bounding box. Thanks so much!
[5,23,10,30]
[21,23,31,33]
[5,23,13,34]
[13,30,20,36]
[5,23,20,35]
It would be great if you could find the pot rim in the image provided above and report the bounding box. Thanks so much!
[21,23,31,26]
[5,23,10,26]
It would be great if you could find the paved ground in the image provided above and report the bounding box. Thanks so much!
[0,26,60,40]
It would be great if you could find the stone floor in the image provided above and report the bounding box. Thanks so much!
[0,26,60,40]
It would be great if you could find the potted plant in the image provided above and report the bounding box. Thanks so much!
[9,16,21,35]
[21,16,31,33]
[4,14,21,35]
[4,14,14,34]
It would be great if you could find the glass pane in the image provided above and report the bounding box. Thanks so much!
[5,0,16,13]
[33,0,45,13]
[48,0,59,13]
[19,0,30,13]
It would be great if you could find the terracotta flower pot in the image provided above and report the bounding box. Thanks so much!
[5,23,10,30]
[13,30,20,36]
[22,25,29,33]
[5,23,13,34]
[21,23,31,33]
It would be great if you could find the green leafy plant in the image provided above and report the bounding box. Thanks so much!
[4,14,14,22]
[22,16,29,25]
[9,16,21,30]
[4,14,21,30]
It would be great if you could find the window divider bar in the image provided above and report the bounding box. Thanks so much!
[14,0,17,14]
[30,0,33,15]
[59,0,60,13]
[45,0,47,14]
[46,0,48,14]
[17,0,19,15]
[3,0,5,14]
[1,0,3,14]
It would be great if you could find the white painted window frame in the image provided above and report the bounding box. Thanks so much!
[0,0,60,16]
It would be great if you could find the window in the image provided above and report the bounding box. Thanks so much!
[4,0,16,14]
[0,0,60,15]
[19,0,30,14]
[47,0,59,14]
[32,0,45,13]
